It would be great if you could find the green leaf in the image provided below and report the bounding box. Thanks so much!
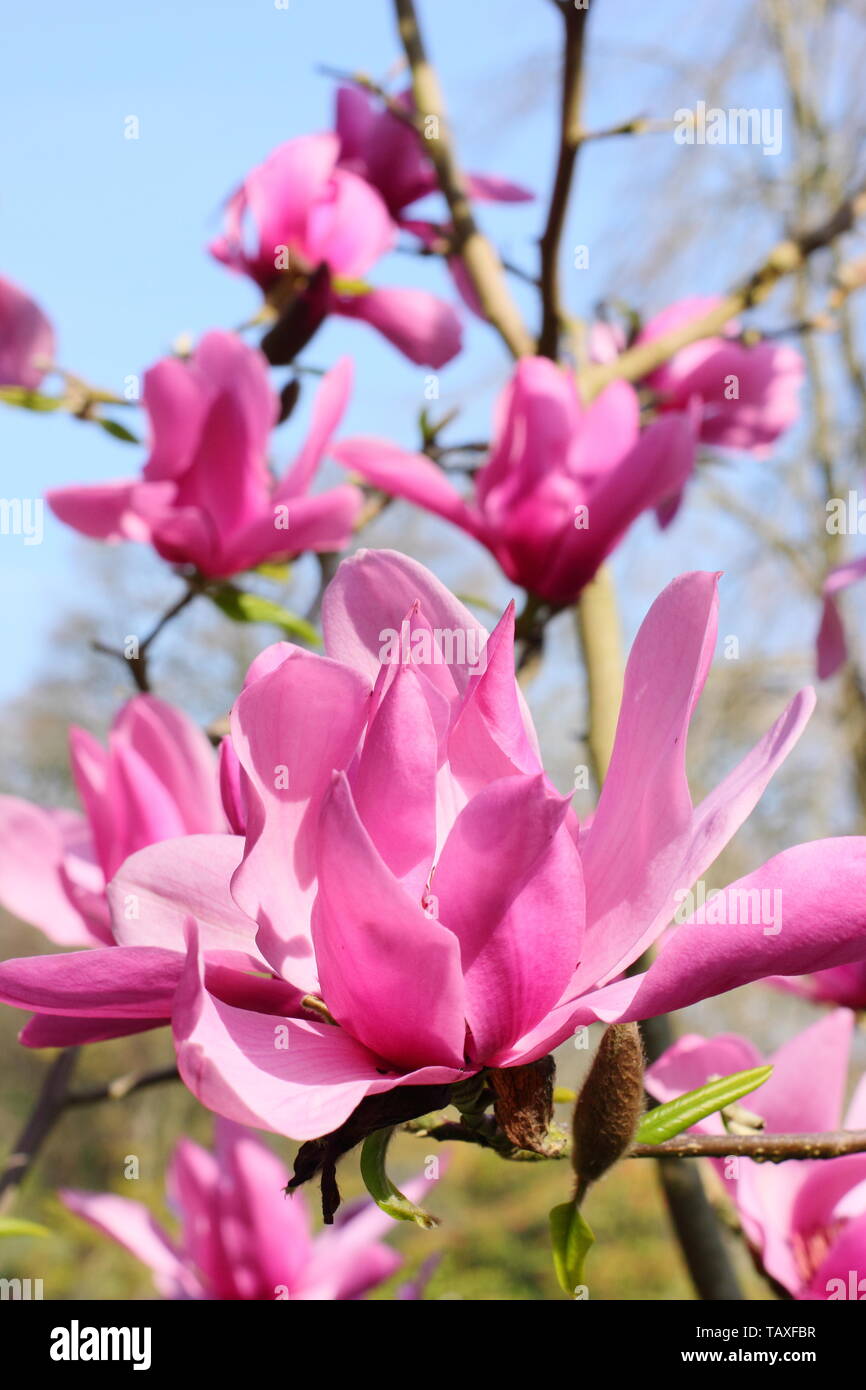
[360,1126,439,1230]
[549,1199,594,1296]
[209,586,321,646]
[0,1217,50,1239]
[635,1065,773,1145]
[0,386,64,412]
[253,561,292,583]
[330,276,372,297]
[98,417,140,443]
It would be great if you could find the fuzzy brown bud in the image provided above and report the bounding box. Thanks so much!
[489,1056,556,1154]
[571,1023,645,1197]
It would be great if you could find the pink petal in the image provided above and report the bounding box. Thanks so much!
[0,275,55,388]
[108,834,259,958]
[432,775,584,1060]
[61,1190,198,1298]
[322,547,488,694]
[578,575,813,988]
[334,287,462,367]
[332,438,487,542]
[0,796,103,946]
[46,480,158,543]
[349,663,438,896]
[277,357,354,499]
[230,648,372,986]
[172,930,386,1141]
[623,839,866,1019]
[313,773,467,1069]
[0,946,182,1017]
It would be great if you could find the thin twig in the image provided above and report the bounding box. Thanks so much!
[579,179,866,401]
[538,0,591,358]
[0,1057,180,1213]
[65,1065,180,1107]
[0,1048,79,1212]
[92,581,201,693]
[393,0,534,358]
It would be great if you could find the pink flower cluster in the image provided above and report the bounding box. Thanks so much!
[63,1119,434,1300]
[648,1011,866,1301]
[3,552,866,1147]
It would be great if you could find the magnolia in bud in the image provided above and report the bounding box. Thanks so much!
[571,1023,645,1198]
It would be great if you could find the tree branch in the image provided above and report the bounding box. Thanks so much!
[573,565,623,787]
[92,580,201,693]
[538,0,591,357]
[0,1056,179,1212]
[0,1048,79,1212]
[393,0,534,358]
[579,180,866,401]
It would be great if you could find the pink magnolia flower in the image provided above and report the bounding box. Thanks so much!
[28,550,863,1146]
[210,134,461,368]
[765,962,866,1012]
[333,358,698,605]
[635,296,804,454]
[0,695,277,1048]
[0,695,225,951]
[646,1011,866,1300]
[334,84,531,322]
[0,275,55,390]
[334,85,532,220]
[46,333,362,578]
[62,1119,432,1300]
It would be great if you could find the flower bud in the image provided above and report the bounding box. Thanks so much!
[571,1023,645,1197]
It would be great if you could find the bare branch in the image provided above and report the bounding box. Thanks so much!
[393,0,534,358]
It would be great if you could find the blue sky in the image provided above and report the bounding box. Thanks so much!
[0,0,810,699]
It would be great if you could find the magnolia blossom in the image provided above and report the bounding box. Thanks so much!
[46,333,361,578]
[0,695,225,952]
[6,552,864,1145]
[646,1011,866,1301]
[333,359,698,606]
[210,133,461,368]
[632,296,804,454]
[63,1120,430,1300]
[766,962,866,1012]
[0,696,254,1048]
[334,85,531,220]
[334,84,531,320]
[0,275,55,390]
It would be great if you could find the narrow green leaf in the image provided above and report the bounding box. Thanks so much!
[360,1126,439,1230]
[549,1199,594,1296]
[0,387,64,412]
[0,1217,50,1239]
[98,417,140,443]
[209,586,321,646]
[636,1065,773,1145]
[254,562,292,583]
[330,276,372,297]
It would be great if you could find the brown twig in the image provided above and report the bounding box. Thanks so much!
[92,581,201,693]
[579,180,866,401]
[0,1049,80,1212]
[0,1056,180,1213]
[65,1065,180,1107]
[407,1115,866,1163]
[538,0,591,358]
